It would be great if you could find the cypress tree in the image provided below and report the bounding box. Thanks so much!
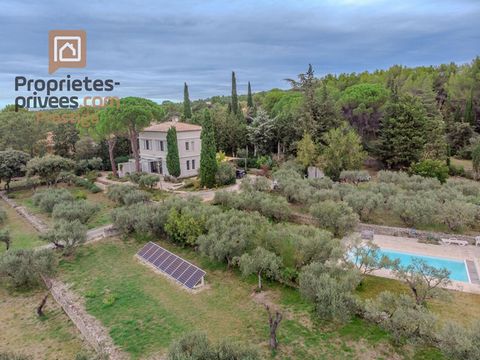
[464,90,475,126]
[231,71,239,115]
[199,109,217,188]
[183,82,192,119]
[166,127,181,177]
[247,81,254,109]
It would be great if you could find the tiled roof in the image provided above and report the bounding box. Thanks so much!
[142,121,202,132]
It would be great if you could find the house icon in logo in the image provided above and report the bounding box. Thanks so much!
[49,30,86,73]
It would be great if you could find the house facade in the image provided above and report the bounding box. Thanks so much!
[118,120,202,178]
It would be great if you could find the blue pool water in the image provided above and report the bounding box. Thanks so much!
[380,249,469,283]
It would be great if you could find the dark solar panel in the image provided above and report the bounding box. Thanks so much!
[136,242,206,290]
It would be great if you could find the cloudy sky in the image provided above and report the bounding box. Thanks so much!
[1,0,479,108]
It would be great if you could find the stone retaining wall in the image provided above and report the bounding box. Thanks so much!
[291,212,477,244]
[47,278,128,360]
[0,191,49,233]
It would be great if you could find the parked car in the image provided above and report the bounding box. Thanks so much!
[236,169,246,179]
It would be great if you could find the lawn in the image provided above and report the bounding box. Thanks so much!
[0,285,92,359]
[0,199,43,254]
[9,184,115,229]
[59,237,443,359]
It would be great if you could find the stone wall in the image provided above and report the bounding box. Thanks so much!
[47,278,128,360]
[0,191,48,233]
[291,211,477,244]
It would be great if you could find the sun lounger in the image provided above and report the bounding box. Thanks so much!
[441,238,469,246]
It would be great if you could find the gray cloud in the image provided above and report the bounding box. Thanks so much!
[0,0,479,107]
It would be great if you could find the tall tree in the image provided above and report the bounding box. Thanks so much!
[230,71,239,115]
[183,82,192,120]
[106,97,164,172]
[247,81,254,109]
[296,132,317,168]
[320,123,366,180]
[52,122,79,158]
[378,94,428,169]
[199,110,217,187]
[166,127,181,177]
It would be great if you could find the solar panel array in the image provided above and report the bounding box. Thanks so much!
[137,242,206,289]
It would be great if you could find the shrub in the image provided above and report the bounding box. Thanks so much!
[410,159,449,184]
[309,200,359,236]
[438,321,480,360]
[215,162,236,186]
[107,184,138,205]
[32,188,73,213]
[438,200,477,232]
[76,157,103,175]
[138,174,159,189]
[52,200,100,224]
[308,177,334,190]
[339,170,371,184]
[123,190,151,205]
[377,170,410,185]
[310,189,341,202]
[72,176,101,193]
[167,332,259,360]
[165,208,204,246]
[240,176,271,192]
[344,191,383,221]
[448,163,466,177]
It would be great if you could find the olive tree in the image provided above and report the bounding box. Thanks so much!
[438,201,477,232]
[197,210,268,267]
[344,191,383,221]
[364,291,437,344]
[438,320,480,360]
[309,200,359,237]
[0,150,30,190]
[390,194,437,228]
[32,188,74,213]
[52,200,100,224]
[26,155,75,186]
[299,262,360,323]
[235,247,282,291]
[41,220,87,256]
[0,249,55,288]
[394,258,451,305]
[347,236,398,278]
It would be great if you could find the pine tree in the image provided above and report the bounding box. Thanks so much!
[183,82,192,119]
[166,127,181,177]
[247,81,254,109]
[378,94,427,169]
[200,110,217,188]
[231,71,239,115]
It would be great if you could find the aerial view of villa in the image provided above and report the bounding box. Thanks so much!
[0,1,479,359]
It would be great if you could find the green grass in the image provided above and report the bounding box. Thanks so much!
[0,200,43,254]
[58,237,441,359]
[10,184,115,229]
[0,285,91,358]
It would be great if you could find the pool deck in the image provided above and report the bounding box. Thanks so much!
[371,234,480,294]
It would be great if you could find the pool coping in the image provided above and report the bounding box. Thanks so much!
[369,234,480,294]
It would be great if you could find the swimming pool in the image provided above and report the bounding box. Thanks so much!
[380,249,470,283]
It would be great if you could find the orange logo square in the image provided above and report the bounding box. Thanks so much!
[49,30,86,74]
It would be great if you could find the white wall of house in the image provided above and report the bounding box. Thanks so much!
[119,126,201,179]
